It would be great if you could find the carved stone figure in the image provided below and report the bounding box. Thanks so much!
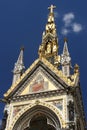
[46,42,51,54]
[68,101,74,121]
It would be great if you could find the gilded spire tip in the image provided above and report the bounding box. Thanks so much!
[48,5,56,13]
[74,64,79,74]
[64,38,68,43]
[20,46,24,51]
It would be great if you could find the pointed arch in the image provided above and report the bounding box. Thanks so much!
[9,101,65,130]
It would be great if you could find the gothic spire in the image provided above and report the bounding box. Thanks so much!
[38,5,59,66]
[45,5,57,36]
[12,47,25,85]
[61,38,71,77]
[63,38,69,56]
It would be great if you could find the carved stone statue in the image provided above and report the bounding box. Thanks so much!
[68,101,74,121]
[46,42,51,54]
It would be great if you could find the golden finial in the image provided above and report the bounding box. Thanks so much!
[48,5,56,13]
[74,64,79,74]
[64,38,68,43]
[20,46,24,51]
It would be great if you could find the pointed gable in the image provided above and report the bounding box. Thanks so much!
[16,68,61,96]
[4,57,79,99]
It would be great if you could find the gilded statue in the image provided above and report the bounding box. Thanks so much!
[46,42,51,54]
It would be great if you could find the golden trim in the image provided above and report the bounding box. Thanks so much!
[4,59,39,97]
[4,58,79,98]
[8,101,65,130]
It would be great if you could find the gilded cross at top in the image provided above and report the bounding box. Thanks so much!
[48,5,56,13]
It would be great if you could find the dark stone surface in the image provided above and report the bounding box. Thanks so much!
[0,111,8,130]
[68,101,74,121]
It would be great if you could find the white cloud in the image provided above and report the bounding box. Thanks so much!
[61,28,70,35]
[61,12,83,35]
[63,13,75,26]
[72,23,83,32]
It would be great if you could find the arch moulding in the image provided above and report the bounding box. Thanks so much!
[8,100,66,130]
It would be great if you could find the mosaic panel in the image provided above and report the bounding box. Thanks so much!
[29,74,48,92]
[13,105,25,117]
[53,100,63,111]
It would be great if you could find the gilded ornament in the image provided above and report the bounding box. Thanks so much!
[45,42,51,54]
[35,100,40,105]
[74,64,79,74]
[48,5,56,14]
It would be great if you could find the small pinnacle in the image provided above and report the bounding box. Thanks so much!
[75,64,79,69]
[20,46,24,51]
[64,38,68,43]
[74,64,79,73]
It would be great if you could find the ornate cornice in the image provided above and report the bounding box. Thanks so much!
[10,89,66,102]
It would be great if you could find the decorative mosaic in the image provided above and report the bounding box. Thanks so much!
[13,66,63,96]
[29,74,48,92]
[13,105,25,117]
[53,100,63,111]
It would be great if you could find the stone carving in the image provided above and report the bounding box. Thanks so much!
[68,101,74,121]
[69,123,75,130]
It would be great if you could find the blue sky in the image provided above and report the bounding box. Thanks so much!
[0,0,87,124]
